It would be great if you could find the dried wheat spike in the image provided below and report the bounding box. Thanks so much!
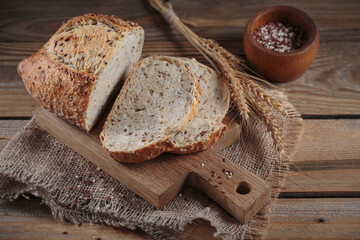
[248,96,285,157]
[202,41,250,121]
[202,38,243,67]
[243,78,285,116]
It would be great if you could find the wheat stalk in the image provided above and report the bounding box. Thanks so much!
[149,0,286,155]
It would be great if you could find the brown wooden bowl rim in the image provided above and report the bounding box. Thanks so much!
[245,5,319,57]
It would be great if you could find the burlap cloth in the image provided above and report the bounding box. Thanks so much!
[0,90,303,239]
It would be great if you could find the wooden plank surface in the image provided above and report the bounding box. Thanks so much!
[1,0,359,42]
[266,198,360,239]
[0,198,151,240]
[1,197,359,239]
[0,120,28,150]
[282,119,360,197]
[1,41,359,117]
[283,169,360,197]
[1,0,360,117]
[1,0,360,239]
[0,83,37,117]
[293,119,360,162]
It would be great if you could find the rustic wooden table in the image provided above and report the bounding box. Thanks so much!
[1,0,360,239]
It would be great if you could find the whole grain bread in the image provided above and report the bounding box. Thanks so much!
[170,58,230,154]
[18,13,144,131]
[100,56,200,163]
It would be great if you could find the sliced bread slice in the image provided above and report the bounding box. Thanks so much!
[170,58,230,154]
[18,13,144,131]
[100,56,200,163]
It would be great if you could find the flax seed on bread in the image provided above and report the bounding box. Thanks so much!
[100,56,200,163]
[18,13,144,131]
[170,58,230,154]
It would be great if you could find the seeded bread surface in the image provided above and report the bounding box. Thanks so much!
[18,13,144,131]
[170,58,230,154]
[100,56,200,163]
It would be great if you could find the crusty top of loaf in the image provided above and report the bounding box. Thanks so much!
[46,13,141,76]
[18,51,95,126]
[18,13,143,130]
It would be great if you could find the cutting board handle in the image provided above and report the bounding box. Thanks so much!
[183,149,271,223]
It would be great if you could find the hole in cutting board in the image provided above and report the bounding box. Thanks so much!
[236,181,251,195]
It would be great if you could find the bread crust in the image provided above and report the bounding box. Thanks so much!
[17,13,143,130]
[55,13,141,36]
[107,138,175,163]
[18,50,95,129]
[170,124,228,154]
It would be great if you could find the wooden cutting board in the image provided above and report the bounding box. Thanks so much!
[35,107,271,223]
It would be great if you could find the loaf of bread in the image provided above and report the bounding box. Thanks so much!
[170,58,230,154]
[100,56,200,163]
[18,13,144,131]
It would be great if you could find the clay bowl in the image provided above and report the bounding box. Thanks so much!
[243,6,319,82]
